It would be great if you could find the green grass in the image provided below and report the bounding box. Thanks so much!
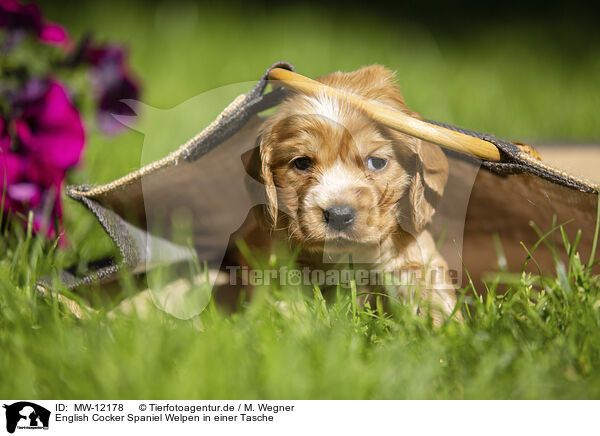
[2,216,600,399]
[1,2,600,399]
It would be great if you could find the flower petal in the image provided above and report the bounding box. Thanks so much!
[15,80,85,169]
[7,181,40,204]
[39,22,72,49]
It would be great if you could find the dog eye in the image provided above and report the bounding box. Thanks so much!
[293,157,313,171]
[367,156,388,171]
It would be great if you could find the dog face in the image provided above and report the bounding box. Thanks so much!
[253,65,448,255]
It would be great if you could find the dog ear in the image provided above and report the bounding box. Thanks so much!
[260,137,279,227]
[406,139,448,234]
[242,132,279,230]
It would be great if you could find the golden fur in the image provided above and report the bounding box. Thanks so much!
[239,65,460,324]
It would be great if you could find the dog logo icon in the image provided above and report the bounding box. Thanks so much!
[3,402,50,434]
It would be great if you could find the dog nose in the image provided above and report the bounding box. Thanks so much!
[323,205,356,230]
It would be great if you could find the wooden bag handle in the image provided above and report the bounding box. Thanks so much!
[268,67,502,162]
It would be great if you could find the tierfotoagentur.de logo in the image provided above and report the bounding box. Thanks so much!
[3,402,50,434]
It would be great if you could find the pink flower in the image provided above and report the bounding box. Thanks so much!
[1,2,141,242]
[1,118,25,213]
[14,80,85,170]
[1,80,84,239]
[39,22,70,48]
[83,43,140,134]
[0,0,71,49]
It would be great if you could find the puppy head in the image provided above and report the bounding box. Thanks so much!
[254,65,448,253]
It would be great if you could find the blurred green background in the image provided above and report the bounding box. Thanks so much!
[42,0,600,183]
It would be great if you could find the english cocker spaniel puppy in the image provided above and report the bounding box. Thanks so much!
[242,65,460,324]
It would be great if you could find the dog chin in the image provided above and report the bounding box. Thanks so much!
[298,235,380,254]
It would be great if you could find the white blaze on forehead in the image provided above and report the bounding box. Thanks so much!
[305,160,364,209]
[302,91,343,124]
